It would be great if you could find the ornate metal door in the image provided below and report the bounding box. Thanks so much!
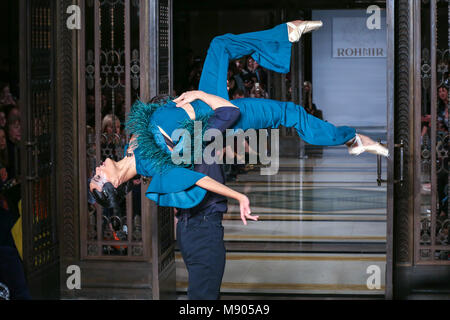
[413,0,450,265]
[67,0,175,299]
[394,0,450,298]
[79,0,147,261]
[19,0,59,299]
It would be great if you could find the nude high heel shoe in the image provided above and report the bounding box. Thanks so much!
[347,134,389,158]
[286,20,323,42]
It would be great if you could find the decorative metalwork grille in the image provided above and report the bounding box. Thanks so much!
[157,206,174,273]
[154,0,175,275]
[81,0,145,259]
[80,0,175,265]
[158,0,170,95]
[417,0,450,263]
[22,0,59,273]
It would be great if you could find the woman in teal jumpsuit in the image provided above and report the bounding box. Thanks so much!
[90,20,388,300]
[91,20,388,216]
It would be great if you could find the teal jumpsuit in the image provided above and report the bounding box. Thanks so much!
[128,23,356,209]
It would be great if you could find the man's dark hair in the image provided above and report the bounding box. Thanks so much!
[148,94,174,105]
[89,180,134,209]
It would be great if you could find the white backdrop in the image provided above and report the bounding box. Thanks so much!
[311,10,387,127]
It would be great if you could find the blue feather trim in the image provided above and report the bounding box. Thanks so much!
[124,99,213,175]
[177,112,213,166]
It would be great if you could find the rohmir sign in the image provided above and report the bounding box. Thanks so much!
[332,16,386,58]
[336,47,384,58]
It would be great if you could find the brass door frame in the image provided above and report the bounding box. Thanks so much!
[393,0,450,299]
[385,0,395,299]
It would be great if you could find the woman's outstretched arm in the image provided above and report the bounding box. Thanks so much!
[195,175,257,225]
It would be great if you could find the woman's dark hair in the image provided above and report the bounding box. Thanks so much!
[89,180,134,209]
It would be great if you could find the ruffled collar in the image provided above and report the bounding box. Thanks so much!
[125,99,213,174]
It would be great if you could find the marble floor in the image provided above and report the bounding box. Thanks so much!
[176,130,388,298]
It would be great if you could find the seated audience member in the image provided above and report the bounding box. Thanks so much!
[229,61,245,92]
[231,88,245,100]
[0,107,6,130]
[251,58,267,88]
[101,114,122,147]
[5,107,20,180]
[250,82,269,99]
[303,81,323,120]
[0,83,16,107]
[0,127,8,186]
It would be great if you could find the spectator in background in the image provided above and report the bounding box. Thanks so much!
[242,56,256,81]
[5,107,20,180]
[101,94,109,115]
[438,84,448,118]
[115,92,126,123]
[0,126,10,211]
[420,84,449,219]
[303,81,323,120]
[231,88,245,100]
[0,107,7,130]
[243,57,267,87]
[187,56,203,90]
[422,85,449,138]
[0,83,16,107]
[250,82,269,99]
[242,76,254,97]
[229,61,245,93]
[102,113,121,145]
[6,108,20,144]
[251,58,267,87]
[241,57,256,97]
[86,94,95,128]
[0,128,8,172]
[227,77,237,98]
[286,79,292,101]
[0,128,9,190]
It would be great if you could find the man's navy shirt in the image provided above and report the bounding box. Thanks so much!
[164,106,241,217]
